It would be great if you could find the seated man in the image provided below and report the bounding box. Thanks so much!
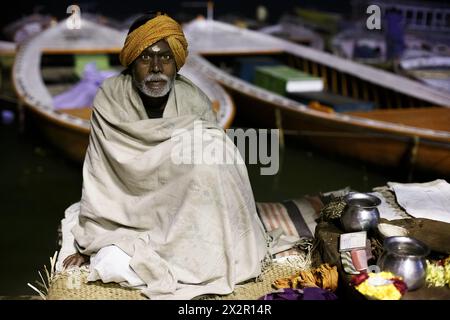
[63,13,268,299]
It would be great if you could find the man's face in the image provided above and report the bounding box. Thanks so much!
[131,40,176,98]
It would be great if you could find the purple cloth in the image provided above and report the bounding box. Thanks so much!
[385,8,405,60]
[259,287,338,300]
[53,62,118,110]
[303,287,338,300]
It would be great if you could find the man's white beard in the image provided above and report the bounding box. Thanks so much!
[134,74,174,98]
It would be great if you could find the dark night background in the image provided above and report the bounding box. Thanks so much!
[2,0,448,36]
[0,0,365,38]
[0,0,348,23]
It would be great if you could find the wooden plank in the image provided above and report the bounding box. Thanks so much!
[57,107,92,120]
[347,107,450,132]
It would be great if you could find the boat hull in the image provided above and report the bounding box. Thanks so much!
[226,85,450,177]
[25,107,89,163]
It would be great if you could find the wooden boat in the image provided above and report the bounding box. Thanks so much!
[331,27,450,70]
[259,15,324,50]
[331,28,387,66]
[331,1,450,71]
[2,13,55,44]
[0,40,16,56]
[293,7,343,36]
[398,50,450,94]
[12,19,235,163]
[183,19,450,176]
[0,41,16,103]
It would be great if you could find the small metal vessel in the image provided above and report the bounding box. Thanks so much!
[340,192,381,232]
[377,236,429,291]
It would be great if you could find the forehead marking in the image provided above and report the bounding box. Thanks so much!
[150,44,161,52]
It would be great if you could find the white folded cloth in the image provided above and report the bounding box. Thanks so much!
[56,204,144,288]
[88,245,145,288]
[370,191,409,221]
[388,179,450,224]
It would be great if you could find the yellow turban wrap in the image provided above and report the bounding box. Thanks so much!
[119,15,188,70]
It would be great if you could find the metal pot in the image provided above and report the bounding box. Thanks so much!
[377,236,429,291]
[340,193,381,232]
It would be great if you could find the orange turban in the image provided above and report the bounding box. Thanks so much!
[119,15,188,70]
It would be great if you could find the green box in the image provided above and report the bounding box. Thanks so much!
[74,54,110,78]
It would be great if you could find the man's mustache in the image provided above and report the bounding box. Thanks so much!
[143,74,171,82]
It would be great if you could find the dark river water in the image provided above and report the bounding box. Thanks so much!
[0,110,439,297]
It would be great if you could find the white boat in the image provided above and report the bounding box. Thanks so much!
[259,15,324,50]
[12,18,235,162]
[399,50,450,93]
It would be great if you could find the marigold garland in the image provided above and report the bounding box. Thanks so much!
[351,272,407,300]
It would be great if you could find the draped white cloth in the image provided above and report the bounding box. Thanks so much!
[71,73,268,299]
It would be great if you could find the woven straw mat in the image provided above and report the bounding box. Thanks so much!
[47,256,310,300]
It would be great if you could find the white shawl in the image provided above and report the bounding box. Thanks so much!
[72,73,268,299]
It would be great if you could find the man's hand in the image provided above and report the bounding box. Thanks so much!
[63,253,90,269]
